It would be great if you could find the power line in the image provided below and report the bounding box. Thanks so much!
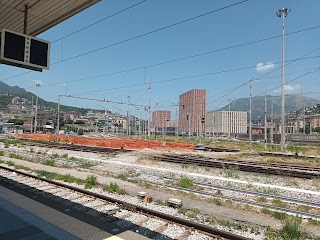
[52,0,148,43]
[207,47,320,106]
[22,55,320,92]
[1,23,320,83]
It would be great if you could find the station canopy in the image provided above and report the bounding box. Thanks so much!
[0,0,100,36]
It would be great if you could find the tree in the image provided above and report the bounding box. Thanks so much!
[7,119,24,125]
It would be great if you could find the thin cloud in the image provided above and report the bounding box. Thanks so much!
[256,62,275,72]
[273,84,301,94]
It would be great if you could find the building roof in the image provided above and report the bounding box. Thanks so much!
[0,0,100,36]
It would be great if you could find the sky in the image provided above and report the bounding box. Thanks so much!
[1,0,320,119]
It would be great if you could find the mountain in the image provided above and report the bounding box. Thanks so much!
[216,94,320,119]
[0,81,89,114]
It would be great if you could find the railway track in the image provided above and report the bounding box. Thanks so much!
[152,154,320,179]
[0,165,249,240]
[136,174,320,220]
[1,137,130,154]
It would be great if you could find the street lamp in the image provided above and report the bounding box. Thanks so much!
[228,99,231,139]
[34,83,40,132]
[277,8,289,151]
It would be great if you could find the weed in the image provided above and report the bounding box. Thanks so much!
[81,161,94,168]
[43,159,55,166]
[144,182,152,189]
[225,170,234,178]
[204,167,210,172]
[272,199,287,208]
[181,164,189,169]
[178,177,193,188]
[297,205,311,212]
[7,160,15,166]
[272,211,288,220]
[104,182,119,193]
[178,208,188,215]
[186,208,200,218]
[281,218,308,240]
[0,151,4,156]
[117,173,129,181]
[8,153,23,160]
[14,164,31,171]
[256,197,267,203]
[117,188,128,195]
[51,153,59,158]
[62,153,69,158]
[36,170,57,180]
[308,219,320,226]
[30,148,34,153]
[210,198,223,206]
[69,156,78,161]
[85,175,97,189]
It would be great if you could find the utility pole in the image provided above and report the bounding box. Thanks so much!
[34,83,40,132]
[127,96,130,137]
[228,99,231,139]
[30,96,33,133]
[212,112,215,141]
[277,8,289,151]
[271,104,274,144]
[264,91,267,151]
[147,80,151,140]
[56,95,60,141]
[249,77,253,150]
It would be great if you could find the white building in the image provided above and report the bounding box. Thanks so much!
[206,111,247,136]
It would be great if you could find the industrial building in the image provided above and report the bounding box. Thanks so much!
[152,110,171,134]
[206,111,247,136]
[179,89,206,135]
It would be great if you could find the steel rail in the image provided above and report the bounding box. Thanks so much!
[140,179,320,221]
[153,154,320,179]
[0,165,249,240]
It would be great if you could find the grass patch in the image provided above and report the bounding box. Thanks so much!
[281,218,308,240]
[8,153,23,160]
[42,159,55,166]
[51,153,59,158]
[85,175,97,189]
[36,170,84,184]
[178,177,193,188]
[104,182,128,195]
[256,196,268,203]
[117,173,129,181]
[210,197,223,206]
[80,161,94,168]
[272,199,287,208]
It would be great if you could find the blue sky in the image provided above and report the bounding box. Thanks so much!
[1,0,320,118]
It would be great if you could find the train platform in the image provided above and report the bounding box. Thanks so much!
[0,185,150,240]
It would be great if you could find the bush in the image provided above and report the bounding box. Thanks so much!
[179,177,193,188]
[85,175,97,189]
[105,182,119,193]
[281,218,307,239]
[104,182,127,195]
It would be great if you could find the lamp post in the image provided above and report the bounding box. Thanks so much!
[228,99,231,139]
[34,83,40,132]
[277,8,289,151]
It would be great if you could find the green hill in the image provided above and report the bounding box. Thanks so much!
[0,81,89,114]
[216,94,320,118]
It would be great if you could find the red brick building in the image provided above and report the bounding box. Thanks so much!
[152,110,171,131]
[179,89,206,135]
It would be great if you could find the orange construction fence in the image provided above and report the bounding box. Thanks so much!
[17,134,194,151]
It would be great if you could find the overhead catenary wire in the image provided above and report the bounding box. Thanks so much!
[1,22,320,83]
[21,55,320,92]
